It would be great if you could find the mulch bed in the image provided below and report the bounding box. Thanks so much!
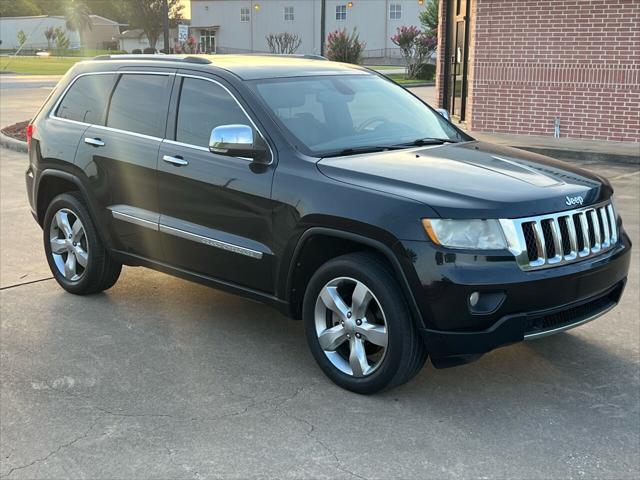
[1,120,29,142]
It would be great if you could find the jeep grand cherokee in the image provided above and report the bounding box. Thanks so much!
[25,55,631,393]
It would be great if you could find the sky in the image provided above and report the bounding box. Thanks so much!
[181,0,191,19]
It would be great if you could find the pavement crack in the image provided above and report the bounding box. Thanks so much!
[0,276,54,291]
[1,416,102,478]
[274,388,369,480]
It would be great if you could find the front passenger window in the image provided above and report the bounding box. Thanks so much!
[176,77,252,148]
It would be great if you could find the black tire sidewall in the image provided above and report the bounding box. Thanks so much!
[303,254,413,394]
[43,193,104,294]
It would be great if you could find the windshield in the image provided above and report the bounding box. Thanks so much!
[250,74,469,157]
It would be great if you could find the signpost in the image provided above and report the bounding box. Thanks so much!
[178,25,189,43]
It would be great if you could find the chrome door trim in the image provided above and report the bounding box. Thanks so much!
[159,225,264,259]
[109,206,264,259]
[176,73,275,165]
[523,302,616,340]
[163,139,209,153]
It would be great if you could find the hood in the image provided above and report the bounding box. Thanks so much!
[316,141,612,219]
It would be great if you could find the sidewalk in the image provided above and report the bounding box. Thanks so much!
[468,132,639,165]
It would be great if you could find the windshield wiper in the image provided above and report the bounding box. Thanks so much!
[322,145,406,158]
[394,137,461,147]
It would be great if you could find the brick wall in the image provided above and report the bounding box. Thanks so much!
[469,0,639,141]
[434,0,449,111]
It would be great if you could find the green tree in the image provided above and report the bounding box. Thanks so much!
[54,27,70,51]
[0,0,42,17]
[128,0,184,52]
[84,0,128,24]
[419,0,439,34]
[65,0,93,49]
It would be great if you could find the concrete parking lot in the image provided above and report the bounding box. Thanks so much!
[1,77,639,479]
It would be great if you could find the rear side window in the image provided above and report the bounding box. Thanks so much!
[176,77,251,148]
[55,74,116,125]
[107,74,172,138]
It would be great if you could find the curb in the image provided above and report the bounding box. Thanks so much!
[514,146,639,165]
[0,131,28,153]
[404,82,435,88]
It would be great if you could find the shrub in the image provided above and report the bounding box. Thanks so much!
[17,30,27,47]
[415,63,436,81]
[266,32,302,54]
[326,28,365,64]
[391,26,437,79]
[143,47,157,54]
[132,48,142,54]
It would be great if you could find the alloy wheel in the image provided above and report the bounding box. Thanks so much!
[49,208,89,282]
[314,277,388,377]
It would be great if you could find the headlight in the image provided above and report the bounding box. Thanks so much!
[422,219,507,250]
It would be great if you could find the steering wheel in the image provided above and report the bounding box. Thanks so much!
[356,116,389,133]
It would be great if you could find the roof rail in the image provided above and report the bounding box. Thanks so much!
[92,54,211,64]
[229,53,327,61]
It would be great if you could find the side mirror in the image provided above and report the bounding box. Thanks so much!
[436,108,451,121]
[209,124,269,162]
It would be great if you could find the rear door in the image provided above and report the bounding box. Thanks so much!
[157,72,276,293]
[74,71,175,259]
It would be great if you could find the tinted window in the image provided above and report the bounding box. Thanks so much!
[107,74,171,137]
[55,74,116,125]
[176,78,251,148]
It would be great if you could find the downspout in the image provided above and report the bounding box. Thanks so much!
[320,0,326,56]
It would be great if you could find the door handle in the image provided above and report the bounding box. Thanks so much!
[84,137,105,147]
[162,155,189,166]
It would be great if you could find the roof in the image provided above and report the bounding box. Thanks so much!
[91,54,371,80]
[0,14,120,26]
[117,29,146,39]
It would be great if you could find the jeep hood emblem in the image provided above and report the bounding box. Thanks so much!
[565,195,584,206]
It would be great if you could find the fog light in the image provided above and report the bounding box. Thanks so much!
[469,292,480,307]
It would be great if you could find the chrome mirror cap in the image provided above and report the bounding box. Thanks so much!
[436,108,451,121]
[209,124,254,154]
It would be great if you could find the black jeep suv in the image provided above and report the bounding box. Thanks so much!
[26,55,631,393]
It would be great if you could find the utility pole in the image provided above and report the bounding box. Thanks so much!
[320,0,326,56]
[162,0,170,53]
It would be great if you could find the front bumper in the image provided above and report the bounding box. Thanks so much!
[400,229,632,367]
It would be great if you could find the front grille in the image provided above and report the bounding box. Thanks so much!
[500,201,618,271]
[524,284,622,336]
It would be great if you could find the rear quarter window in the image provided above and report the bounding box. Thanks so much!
[55,74,117,125]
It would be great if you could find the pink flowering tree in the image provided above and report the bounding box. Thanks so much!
[391,26,437,79]
[326,28,366,64]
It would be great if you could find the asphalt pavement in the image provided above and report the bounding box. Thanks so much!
[1,77,639,479]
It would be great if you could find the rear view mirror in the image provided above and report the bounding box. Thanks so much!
[209,124,268,162]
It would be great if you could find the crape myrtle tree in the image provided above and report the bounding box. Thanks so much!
[391,25,436,80]
[326,28,365,65]
[266,32,302,55]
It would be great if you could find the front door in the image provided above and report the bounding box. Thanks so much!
[446,0,471,121]
[199,30,216,53]
[157,73,275,293]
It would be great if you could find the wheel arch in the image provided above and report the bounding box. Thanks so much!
[36,169,115,249]
[284,227,425,329]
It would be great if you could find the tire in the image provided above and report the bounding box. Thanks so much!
[43,192,122,295]
[303,252,427,394]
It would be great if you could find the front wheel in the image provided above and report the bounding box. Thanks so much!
[303,252,427,394]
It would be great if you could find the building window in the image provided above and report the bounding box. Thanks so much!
[284,6,294,21]
[240,7,250,22]
[336,4,347,21]
[390,3,402,20]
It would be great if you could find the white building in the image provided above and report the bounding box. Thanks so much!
[0,15,121,51]
[189,0,427,61]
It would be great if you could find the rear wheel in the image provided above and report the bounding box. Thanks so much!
[43,193,122,295]
[303,252,427,393]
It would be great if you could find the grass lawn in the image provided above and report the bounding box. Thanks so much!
[0,56,86,75]
[367,65,405,71]
[386,73,432,85]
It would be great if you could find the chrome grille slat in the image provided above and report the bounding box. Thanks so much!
[589,209,602,253]
[502,200,619,272]
[607,204,618,244]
